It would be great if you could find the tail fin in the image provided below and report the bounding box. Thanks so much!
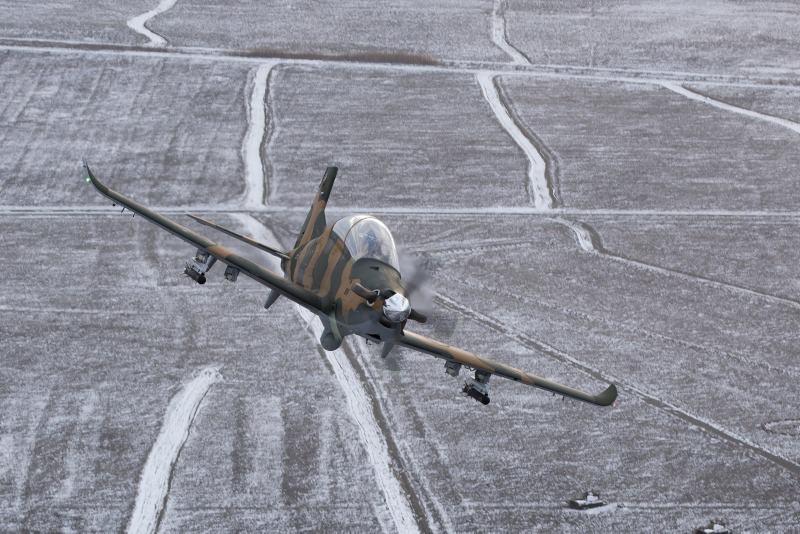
[294,166,337,249]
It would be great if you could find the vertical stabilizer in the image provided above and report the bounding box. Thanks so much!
[293,166,337,249]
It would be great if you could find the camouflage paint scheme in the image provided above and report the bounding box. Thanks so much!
[84,163,616,406]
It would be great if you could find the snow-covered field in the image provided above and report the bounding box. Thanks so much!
[1,2,800,532]
[497,77,800,211]
[503,0,800,77]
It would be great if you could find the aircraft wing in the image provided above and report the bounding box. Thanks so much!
[398,329,617,406]
[83,162,329,314]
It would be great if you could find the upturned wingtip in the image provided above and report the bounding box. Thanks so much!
[596,383,618,406]
[81,159,94,184]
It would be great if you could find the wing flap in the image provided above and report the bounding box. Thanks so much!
[84,162,328,313]
[399,330,617,406]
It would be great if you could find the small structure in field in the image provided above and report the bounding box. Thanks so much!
[567,491,606,510]
[693,521,730,534]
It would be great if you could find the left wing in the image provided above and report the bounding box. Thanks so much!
[83,162,329,314]
[398,329,617,406]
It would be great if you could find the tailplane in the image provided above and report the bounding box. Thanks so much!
[186,214,289,260]
[293,166,337,249]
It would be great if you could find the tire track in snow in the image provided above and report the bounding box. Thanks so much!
[477,72,554,209]
[0,304,266,318]
[493,77,563,205]
[661,82,800,135]
[407,236,541,256]
[552,217,800,311]
[6,37,800,90]
[241,62,279,209]
[233,214,424,534]
[10,203,800,218]
[126,0,178,47]
[309,326,428,534]
[551,217,605,253]
[463,267,800,381]
[127,366,222,534]
[433,292,800,478]
[347,337,456,534]
[490,0,530,65]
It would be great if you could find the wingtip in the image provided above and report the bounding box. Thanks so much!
[82,159,95,184]
[81,161,110,194]
[596,383,618,406]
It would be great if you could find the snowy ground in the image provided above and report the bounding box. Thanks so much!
[1,2,800,532]
[503,0,800,77]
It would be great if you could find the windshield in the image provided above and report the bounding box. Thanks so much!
[332,215,400,269]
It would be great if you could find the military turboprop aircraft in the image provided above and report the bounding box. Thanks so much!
[84,163,617,406]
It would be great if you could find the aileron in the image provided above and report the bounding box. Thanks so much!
[399,330,617,406]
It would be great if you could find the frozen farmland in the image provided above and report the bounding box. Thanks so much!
[1,1,800,532]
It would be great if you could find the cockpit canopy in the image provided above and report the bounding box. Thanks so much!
[332,215,400,270]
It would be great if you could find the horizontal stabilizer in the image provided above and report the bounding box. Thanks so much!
[592,384,618,407]
[186,214,289,260]
[83,161,328,313]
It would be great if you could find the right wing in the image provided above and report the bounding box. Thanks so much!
[84,162,329,313]
[398,329,617,406]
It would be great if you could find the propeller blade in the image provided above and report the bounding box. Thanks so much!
[400,254,429,297]
[399,254,437,322]
[352,282,378,303]
[408,309,427,323]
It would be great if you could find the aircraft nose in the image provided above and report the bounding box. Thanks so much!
[383,292,411,322]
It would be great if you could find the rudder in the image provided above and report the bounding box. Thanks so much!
[293,166,338,250]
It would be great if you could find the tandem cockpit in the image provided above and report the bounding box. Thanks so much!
[331,215,400,271]
[330,214,411,330]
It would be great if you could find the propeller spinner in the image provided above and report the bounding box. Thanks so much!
[383,293,411,322]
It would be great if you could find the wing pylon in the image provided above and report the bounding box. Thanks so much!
[398,330,617,406]
[83,161,328,313]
